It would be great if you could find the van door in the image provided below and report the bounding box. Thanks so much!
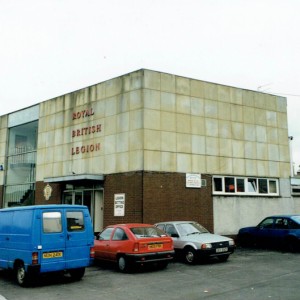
[40,209,66,272]
[64,208,93,269]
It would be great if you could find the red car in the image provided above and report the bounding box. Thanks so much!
[94,223,174,272]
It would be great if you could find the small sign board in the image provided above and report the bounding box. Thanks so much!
[186,173,201,188]
[114,193,125,216]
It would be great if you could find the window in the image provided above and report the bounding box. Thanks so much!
[98,227,114,240]
[67,211,85,231]
[213,176,279,196]
[112,228,128,240]
[43,212,62,233]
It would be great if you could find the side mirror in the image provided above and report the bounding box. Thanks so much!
[171,233,179,238]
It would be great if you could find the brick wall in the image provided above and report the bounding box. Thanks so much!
[103,171,143,226]
[143,172,213,232]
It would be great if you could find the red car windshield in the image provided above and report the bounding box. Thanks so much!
[130,226,167,238]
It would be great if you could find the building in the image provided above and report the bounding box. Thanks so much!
[0,69,296,235]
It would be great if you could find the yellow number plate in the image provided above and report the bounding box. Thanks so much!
[43,251,63,259]
[148,244,163,250]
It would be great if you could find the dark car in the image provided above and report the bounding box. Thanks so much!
[94,223,174,272]
[238,215,300,251]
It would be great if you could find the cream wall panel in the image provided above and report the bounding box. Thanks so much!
[161,111,176,132]
[244,124,256,141]
[116,152,129,172]
[217,85,231,102]
[206,137,219,156]
[129,110,143,130]
[233,158,245,175]
[105,96,117,117]
[254,93,266,109]
[129,90,143,110]
[191,154,206,173]
[218,102,231,120]
[144,109,160,130]
[161,131,176,152]
[268,144,279,161]
[279,145,290,161]
[205,99,218,118]
[232,140,244,158]
[144,70,161,90]
[191,80,205,98]
[144,150,161,171]
[191,116,205,135]
[245,159,258,176]
[177,153,191,172]
[161,73,176,93]
[192,135,205,155]
[242,90,254,107]
[129,130,143,151]
[256,142,268,160]
[144,129,161,150]
[230,87,243,105]
[276,97,287,112]
[116,132,129,153]
[257,160,268,176]
[219,157,233,174]
[278,128,289,145]
[266,111,277,127]
[176,95,190,114]
[177,133,192,153]
[176,76,190,95]
[255,109,267,126]
[206,155,220,173]
[129,150,143,170]
[176,114,191,133]
[144,89,160,110]
[269,161,280,177]
[218,120,231,139]
[219,138,232,157]
[161,152,176,171]
[244,141,256,159]
[231,105,243,123]
[280,162,291,178]
[105,77,123,98]
[205,118,218,137]
[267,127,278,144]
[256,125,267,142]
[117,93,130,113]
[243,106,255,124]
[204,82,218,100]
[104,153,116,173]
[232,122,244,140]
[104,135,116,154]
[277,112,288,129]
[104,115,117,135]
[161,92,176,112]
[191,97,205,116]
[117,112,129,132]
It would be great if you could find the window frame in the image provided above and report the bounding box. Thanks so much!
[213,176,279,196]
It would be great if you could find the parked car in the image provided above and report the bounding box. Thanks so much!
[238,215,300,251]
[94,223,174,272]
[155,221,235,264]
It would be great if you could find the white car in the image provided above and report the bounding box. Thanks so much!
[155,221,235,264]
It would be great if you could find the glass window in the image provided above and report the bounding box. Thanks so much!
[4,121,38,207]
[112,228,128,240]
[213,177,223,192]
[131,226,166,238]
[98,227,114,240]
[67,211,85,231]
[165,224,177,236]
[236,178,245,192]
[247,178,257,193]
[43,212,62,233]
[269,180,277,194]
[258,179,268,194]
[259,218,274,229]
[225,177,235,193]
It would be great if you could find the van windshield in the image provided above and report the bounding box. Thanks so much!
[43,212,62,233]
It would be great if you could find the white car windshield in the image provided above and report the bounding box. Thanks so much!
[177,223,209,236]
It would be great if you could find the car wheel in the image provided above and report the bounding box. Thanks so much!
[16,263,30,287]
[118,256,129,272]
[218,254,229,262]
[184,247,197,264]
[69,267,85,281]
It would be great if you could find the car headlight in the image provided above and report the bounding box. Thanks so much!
[201,243,212,249]
[229,240,235,246]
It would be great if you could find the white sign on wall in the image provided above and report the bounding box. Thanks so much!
[186,173,201,188]
[114,193,125,216]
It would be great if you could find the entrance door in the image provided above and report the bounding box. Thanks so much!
[63,189,104,233]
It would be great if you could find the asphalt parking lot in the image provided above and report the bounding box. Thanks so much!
[0,248,300,300]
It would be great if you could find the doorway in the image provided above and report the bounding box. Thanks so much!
[63,189,103,233]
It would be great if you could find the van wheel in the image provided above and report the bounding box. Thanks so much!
[16,263,30,287]
[69,268,85,281]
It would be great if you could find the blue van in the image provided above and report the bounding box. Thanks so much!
[0,205,95,286]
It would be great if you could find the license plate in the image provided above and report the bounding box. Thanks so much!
[43,251,63,258]
[216,247,228,253]
[148,244,163,250]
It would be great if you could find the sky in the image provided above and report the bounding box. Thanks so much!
[1,0,300,171]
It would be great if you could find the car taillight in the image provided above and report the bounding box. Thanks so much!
[133,243,139,252]
[90,246,95,258]
[32,252,38,265]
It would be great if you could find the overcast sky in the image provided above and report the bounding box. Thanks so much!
[1,0,300,171]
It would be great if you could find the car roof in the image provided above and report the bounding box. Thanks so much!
[265,215,300,218]
[156,221,196,224]
[107,223,155,228]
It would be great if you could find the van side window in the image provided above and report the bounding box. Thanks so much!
[67,211,85,231]
[43,212,62,233]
